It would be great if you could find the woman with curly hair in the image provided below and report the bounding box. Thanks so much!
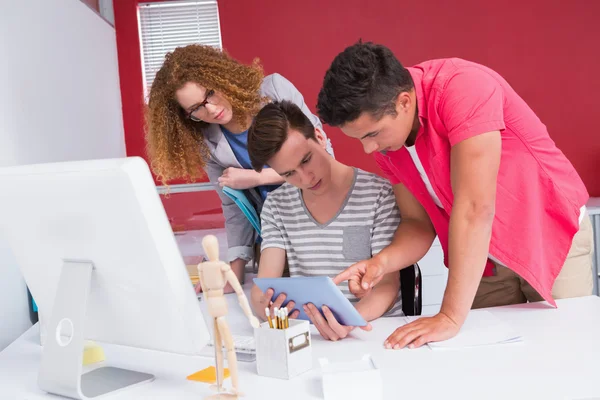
[145,44,334,289]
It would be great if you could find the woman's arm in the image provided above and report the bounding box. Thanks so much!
[217,167,284,190]
[256,168,284,186]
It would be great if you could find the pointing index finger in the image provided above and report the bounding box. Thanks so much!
[333,261,364,285]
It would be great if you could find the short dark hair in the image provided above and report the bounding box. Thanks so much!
[248,100,316,172]
[316,41,414,127]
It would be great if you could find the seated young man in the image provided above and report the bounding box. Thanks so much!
[247,100,403,341]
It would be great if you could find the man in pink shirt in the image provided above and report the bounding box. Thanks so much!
[317,41,593,349]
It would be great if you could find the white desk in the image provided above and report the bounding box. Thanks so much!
[2,289,600,400]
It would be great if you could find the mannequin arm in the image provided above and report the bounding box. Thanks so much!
[222,263,259,327]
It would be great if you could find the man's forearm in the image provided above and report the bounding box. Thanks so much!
[355,272,400,321]
[249,247,288,320]
[250,285,267,320]
[377,219,436,274]
[441,205,494,325]
[223,258,246,293]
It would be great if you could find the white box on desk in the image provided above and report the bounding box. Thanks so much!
[319,354,382,400]
[254,319,312,380]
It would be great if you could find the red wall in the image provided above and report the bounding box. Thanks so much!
[114,0,223,229]
[114,0,600,217]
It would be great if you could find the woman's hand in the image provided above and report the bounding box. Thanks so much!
[217,167,259,190]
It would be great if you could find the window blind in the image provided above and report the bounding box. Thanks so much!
[138,0,222,99]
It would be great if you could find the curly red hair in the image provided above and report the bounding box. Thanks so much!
[145,44,265,184]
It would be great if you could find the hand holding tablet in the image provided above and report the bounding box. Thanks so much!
[253,276,368,327]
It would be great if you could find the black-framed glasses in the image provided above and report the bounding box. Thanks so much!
[186,89,215,122]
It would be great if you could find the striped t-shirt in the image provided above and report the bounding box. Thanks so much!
[260,168,403,317]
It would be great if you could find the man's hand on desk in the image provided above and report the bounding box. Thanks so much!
[384,312,460,349]
[304,303,372,341]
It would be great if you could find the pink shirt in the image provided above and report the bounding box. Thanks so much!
[374,58,589,306]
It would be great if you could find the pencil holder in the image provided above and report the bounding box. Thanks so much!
[254,319,312,380]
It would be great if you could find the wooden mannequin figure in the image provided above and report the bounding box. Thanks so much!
[197,235,259,399]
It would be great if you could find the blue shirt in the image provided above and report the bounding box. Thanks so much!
[220,126,280,201]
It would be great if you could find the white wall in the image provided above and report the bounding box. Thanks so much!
[0,0,125,350]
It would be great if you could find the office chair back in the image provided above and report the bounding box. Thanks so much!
[400,263,422,316]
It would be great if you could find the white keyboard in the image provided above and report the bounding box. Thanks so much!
[202,335,256,362]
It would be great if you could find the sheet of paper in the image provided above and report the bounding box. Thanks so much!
[404,310,522,349]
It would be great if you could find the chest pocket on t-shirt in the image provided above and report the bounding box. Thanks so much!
[342,226,372,261]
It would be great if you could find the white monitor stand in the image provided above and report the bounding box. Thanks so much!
[39,260,154,399]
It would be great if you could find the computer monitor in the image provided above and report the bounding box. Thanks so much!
[0,157,210,399]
